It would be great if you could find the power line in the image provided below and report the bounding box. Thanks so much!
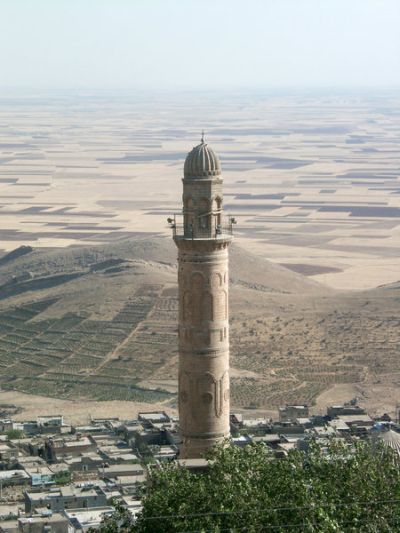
[181,512,400,533]
[185,516,400,533]
[140,498,400,522]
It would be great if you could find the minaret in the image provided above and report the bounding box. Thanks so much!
[171,136,234,459]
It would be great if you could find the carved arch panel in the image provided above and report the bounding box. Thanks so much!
[191,272,205,290]
[202,292,213,321]
[195,371,229,419]
[190,272,205,325]
[214,289,228,320]
[211,272,223,289]
[179,371,193,427]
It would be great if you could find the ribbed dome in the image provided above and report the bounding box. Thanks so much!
[184,139,221,179]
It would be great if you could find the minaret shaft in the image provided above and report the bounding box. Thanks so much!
[176,239,231,458]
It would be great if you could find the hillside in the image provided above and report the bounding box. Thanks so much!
[0,237,398,414]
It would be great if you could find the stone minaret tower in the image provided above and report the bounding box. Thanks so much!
[172,136,233,459]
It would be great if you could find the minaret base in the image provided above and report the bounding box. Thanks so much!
[180,434,228,459]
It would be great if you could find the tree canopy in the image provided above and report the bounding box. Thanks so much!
[6,428,25,440]
[97,439,400,532]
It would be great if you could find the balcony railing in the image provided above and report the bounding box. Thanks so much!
[169,215,235,240]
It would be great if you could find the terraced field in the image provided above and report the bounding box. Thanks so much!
[0,289,174,403]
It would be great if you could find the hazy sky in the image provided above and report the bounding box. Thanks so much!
[1,0,399,91]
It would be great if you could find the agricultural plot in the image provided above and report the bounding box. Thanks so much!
[1,92,400,291]
[0,285,175,403]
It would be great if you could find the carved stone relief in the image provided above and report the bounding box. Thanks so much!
[202,292,213,321]
[214,289,227,320]
[194,371,229,419]
[211,272,223,289]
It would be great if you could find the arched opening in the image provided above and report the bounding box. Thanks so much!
[184,197,194,236]
[198,198,211,234]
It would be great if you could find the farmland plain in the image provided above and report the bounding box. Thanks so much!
[1,91,399,290]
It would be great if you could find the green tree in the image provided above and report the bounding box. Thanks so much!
[97,440,400,532]
[53,470,72,485]
[6,428,24,440]
[89,500,136,533]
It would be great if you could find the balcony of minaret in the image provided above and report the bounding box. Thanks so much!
[168,212,236,240]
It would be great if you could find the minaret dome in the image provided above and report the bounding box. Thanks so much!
[184,137,221,179]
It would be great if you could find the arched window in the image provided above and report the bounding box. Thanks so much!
[198,198,210,230]
[184,197,194,235]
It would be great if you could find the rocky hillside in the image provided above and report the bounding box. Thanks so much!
[0,237,397,412]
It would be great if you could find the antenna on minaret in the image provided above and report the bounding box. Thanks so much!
[201,130,205,143]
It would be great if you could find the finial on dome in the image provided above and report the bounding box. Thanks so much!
[201,130,205,143]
